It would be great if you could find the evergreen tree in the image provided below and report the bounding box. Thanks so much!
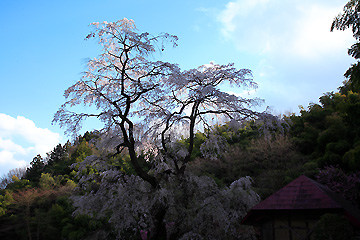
[24,155,45,185]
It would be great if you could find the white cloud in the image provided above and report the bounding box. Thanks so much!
[0,113,61,176]
[217,0,353,59]
[0,137,28,155]
[289,4,354,59]
[218,0,270,38]
[216,0,355,114]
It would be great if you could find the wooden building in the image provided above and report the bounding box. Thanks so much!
[241,175,360,240]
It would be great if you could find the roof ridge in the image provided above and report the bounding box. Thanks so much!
[253,175,341,210]
[242,175,360,226]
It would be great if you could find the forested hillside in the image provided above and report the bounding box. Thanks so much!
[1,1,360,239]
[1,114,359,239]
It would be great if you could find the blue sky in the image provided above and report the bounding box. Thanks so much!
[0,0,356,176]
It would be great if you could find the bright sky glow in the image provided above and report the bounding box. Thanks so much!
[0,0,356,175]
[0,114,60,174]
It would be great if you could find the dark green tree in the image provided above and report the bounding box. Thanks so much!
[24,155,45,185]
[46,144,67,166]
[44,144,72,176]
[331,0,360,42]
[332,0,360,92]
[289,93,360,171]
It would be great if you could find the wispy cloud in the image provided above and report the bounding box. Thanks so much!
[215,0,355,113]
[217,0,353,59]
[218,0,270,39]
[0,113,61,176]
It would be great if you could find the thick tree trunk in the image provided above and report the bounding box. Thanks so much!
[150,207,167,240]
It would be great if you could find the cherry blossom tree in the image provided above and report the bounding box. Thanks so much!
[54,18,261,239]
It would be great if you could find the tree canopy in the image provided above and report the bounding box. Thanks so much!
[53,19,262,189]
[52,18,263,239]
[3,6,360,238]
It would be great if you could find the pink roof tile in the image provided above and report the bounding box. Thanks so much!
[242,175,360,227]
[253,175,340,210]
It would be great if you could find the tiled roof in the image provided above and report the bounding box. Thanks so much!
[242,175,360,226]
[253,175,340,210]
